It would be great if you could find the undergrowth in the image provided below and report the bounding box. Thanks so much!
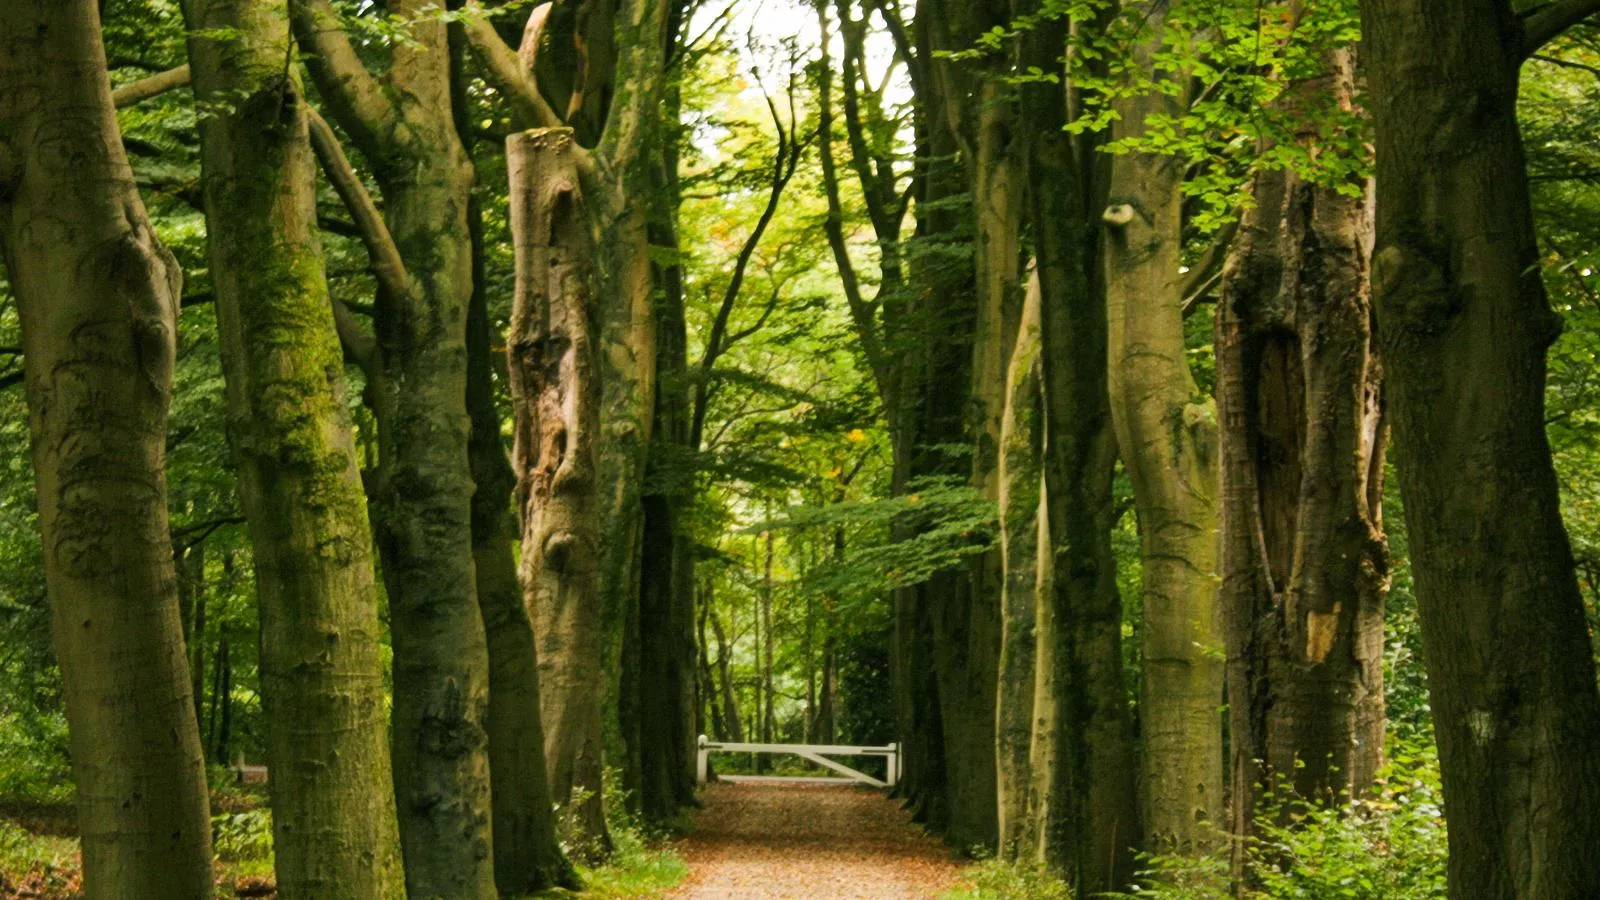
[548,768,689,898]
[943,737,1447,900]
[1129,737,1448,899]
[942,857,1073,900]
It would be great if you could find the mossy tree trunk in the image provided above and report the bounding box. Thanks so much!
[0,3,213,896]
[293,1,494,894]
[181,2,406,895]
[996,273,1046,859]
[1015,3,1140,890]
[1359,1,1600,895]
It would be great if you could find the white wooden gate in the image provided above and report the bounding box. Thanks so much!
[696,735,899,788]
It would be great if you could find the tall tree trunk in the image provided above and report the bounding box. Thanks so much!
[214,637,233,766]
[996,273,1045,859]
[0,4,214,895]
[762,529,777,745]
[913,0,1028,852]
[928,73,1013,854]
[636,55,699,817]
[506,127,609,856]
[1217,41,1387,866]
[698,600,726,740]
[447,22,573,887]
[1101,13,1225,855]
[181,4,407,893]
[1016,4,1139,890]
[464,181,576,894]
[293,1,495,892]
[1359,2,1600,896]
[460,0,673,845]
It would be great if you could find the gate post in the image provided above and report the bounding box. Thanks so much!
[886,742,898,787]
[697,734,710,786]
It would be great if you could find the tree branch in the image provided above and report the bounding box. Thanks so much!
[816,5,891,401]
[461,3,565,130]
[112,65,191,107]
[290,0,399,161]
[305,106,413,311]
[332,298,378,371]
[1522,0,1600,57]
[170,515,247,549]
[460,2,599,182]
[697,70,801,376]
[1178,218,1237,308]
[595,0,671,174]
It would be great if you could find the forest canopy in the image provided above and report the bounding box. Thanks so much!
[1,0,1599,898]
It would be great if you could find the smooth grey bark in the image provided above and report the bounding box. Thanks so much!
[1101,8,1225,855]
[0,3,214,896]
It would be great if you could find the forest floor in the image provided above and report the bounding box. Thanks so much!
[668,780,965,899]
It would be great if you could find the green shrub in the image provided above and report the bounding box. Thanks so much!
[0,818,78,896]
[1250,742,1447,899]
[0,709,71,805]
[1125,737,1448,900]
[561,767,688,898]
[211,808,273,864]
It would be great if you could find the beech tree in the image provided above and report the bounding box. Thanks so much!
[0,2,213,896]
[1359,0,1600,895]
[1100,2,1226,858]
[1215,9,1388,860]
[179,2,407,894]
[1013,3,1140,889]
[463,0,679,843]
[289,0,494,893]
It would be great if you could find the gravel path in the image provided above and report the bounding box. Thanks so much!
[670,781,963,899]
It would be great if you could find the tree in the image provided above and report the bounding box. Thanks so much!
[449,13,576,889]
[996,271,1045,858]
[1012,2,1141,889]
[1215,9,1387,861]
[463,0,676,845]
[1358,0,1600,895]
[0,2,213,896]
[1100,2,1226,858]
[179,1,407,895]
[290,0,493,893]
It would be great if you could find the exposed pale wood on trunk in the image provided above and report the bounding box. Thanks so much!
[506,127,608,857]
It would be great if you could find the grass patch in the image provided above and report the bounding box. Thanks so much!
[942,857,1073,900]
[569,824,689,898]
